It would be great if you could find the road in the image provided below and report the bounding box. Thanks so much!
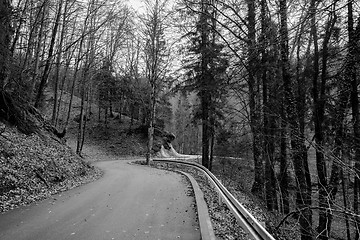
[0,160,201,240]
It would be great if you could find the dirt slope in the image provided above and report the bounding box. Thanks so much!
[0,121,101,212]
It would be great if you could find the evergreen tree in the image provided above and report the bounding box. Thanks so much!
[182,0,228,169]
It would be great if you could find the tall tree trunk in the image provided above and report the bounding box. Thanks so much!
[200,0,210,169]
[76,60,90,156]
[29,1,46,100]
[64,15,88,128]
[76,84,86,155]
[65,46,82,128]
[279,99,289,214]
[279,0,312,239]
[146,86,156,165]
[21,0,46,85]
[34,0,63,109]
[52,0,67,126]
[260,0,277,211]
[209,115,215,171]
[326,73,350,239]
[247,0,263,195]
[314,5,338,238]
[79,90,89,154]
[201,90,210,168]
[297,13,312,202]
[56,30,77,124]
[347,2,360,238]
[341,168,351,240]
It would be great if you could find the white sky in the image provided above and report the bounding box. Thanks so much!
[126,0,175,14]
[126,0,146,13]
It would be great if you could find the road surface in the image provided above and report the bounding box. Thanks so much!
[0,160,201,240]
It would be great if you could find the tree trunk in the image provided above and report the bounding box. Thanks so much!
[247,0,263,195]
[56,34,76,125]
[279,101,289,214]
[64,16,88,128]
[65,48,82,128]
[298,13,312,201]
[80,91,89,154]
[52,0,67,126]
[21,0,46,86]
[347,2,360,238]
[259,0,277,211]
[326,75,350,238]
[341,168,351,240]
[209,116,215,171]
[313,5,337,238]
[34,0,63,109]
[198,0,211,169]
[146,85,156,165]
[280,0,312,239]
[76,82,87,155]
[201,90,210,168]
[29,1,46,100]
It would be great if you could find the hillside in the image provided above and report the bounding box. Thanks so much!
[0,121,101,212]
[43,90,176,158]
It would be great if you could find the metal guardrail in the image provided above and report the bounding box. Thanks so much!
[153,158,276,240]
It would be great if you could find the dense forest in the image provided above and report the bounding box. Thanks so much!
[0,0,360,239]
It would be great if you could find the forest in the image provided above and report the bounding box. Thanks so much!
[0,0,359,239]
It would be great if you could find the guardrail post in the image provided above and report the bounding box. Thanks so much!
[218,191,223,205]
[217,179,223,205]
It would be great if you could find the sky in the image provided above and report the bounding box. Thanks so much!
[127,0,146,13]
[126,0,175,14]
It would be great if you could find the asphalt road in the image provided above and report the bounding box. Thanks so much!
[0,160,201,240]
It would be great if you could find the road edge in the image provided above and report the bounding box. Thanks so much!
[178,171,217,240]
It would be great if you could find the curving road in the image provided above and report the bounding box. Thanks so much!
[0,160,201,240]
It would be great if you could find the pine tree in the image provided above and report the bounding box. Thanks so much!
[182,0,228,169]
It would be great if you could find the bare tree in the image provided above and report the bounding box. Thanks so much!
[34,0,64,108]
[141,0,172,165]
[279,0,312,238]
[347,1,360,238]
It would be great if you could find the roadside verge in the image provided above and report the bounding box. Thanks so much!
[179,171,216,240]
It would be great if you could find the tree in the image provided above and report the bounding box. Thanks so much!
[259,0,279,211]
[51,0,70,126]
[310,1,338,238]
[347,2,360,238]
[34,0,63,109]
[181,0,228,169]
[279,0,312,239]
[141,0,172,165]
[245,0,264,196]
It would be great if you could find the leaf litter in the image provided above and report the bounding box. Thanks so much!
[0,123,102,212]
